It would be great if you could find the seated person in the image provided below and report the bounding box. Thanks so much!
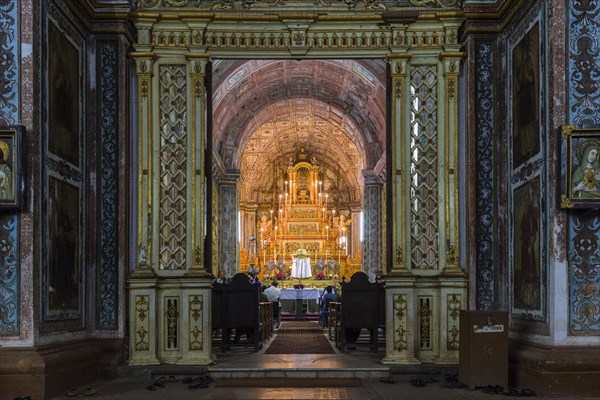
[263,280,281,302]
[263,280,282,327]
[319,286,337,327]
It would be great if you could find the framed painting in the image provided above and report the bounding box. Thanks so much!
[511,20,541,169]
[0,126,23,209]
[512,176,545,320]
[47,19,80,167]
[44,175,82,321]
[560,125,600,208]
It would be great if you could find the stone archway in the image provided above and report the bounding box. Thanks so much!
[127,0,467,366]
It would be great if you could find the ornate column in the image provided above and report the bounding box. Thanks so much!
[440,51,463,273]
[361,171,383,282]
[219,170,241,279]
[128,30,214,365]
[185,54,210,275]
[388,53,412,272]
[349,203,361,259]
[128,51,159,366]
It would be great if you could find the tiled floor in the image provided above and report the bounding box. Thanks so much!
[43,330,594,400]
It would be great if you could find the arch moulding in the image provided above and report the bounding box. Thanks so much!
[127,0,468,367]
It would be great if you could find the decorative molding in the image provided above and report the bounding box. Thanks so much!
[475,41,495,310]
[136,0,462,11]
[158,64,188,270]
[220,182,238,278]
[568,213,600,335]
[97,40,119,329]
[418,296,432,349]
[410,65,439,270]
[151,28,461,52]
[568,1,600,125]
[189,295,203,350]
[0,0,19,336]
[0,0,19,125]
[165,297,179,349]
[393,294,408,350]
[566,1,600,335]
[135,296,150,351]
[447,294,460,350]
[0,216,19,335]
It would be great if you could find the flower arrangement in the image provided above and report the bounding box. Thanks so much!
[276,271,285,280]
[315,271,325,280]
[293,283,305,289]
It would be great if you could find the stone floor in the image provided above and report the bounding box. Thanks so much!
[41,330,595,400]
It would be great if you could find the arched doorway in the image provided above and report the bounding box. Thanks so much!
[126,1,467,367]
[210,59,386,285]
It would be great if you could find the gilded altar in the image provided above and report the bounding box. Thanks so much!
[240,151,359,282]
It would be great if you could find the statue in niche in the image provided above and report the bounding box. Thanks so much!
[296,168,310,200]
[334,214,352,234]
[258,214,272,235]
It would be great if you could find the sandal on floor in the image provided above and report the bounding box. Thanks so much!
[85,388,97,396]
[503,388,522,397]
[146,385,157,391]
[167,375,177,383]
[67,388,78,397]
[521,389,535,397]
[153,377,167,387]
[482,385,503,394]
[189,381,211,389]
[183,375,212,384]
[409,376,427,387]
[378,377,395,384]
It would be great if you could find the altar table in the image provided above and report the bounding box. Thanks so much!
[280,288,324,320]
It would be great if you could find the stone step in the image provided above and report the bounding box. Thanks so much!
[207,366,390,379]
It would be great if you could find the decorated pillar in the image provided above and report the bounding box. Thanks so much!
[128,17,213,364]
[219,170,240,279]
[361,171,383,282]
[349,203,361,259]
[383,18,467,364]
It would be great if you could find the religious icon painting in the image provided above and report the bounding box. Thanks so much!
[512,175,546,321]
[511,20,541,169]
[0,126,23,209]
[560,125,600,209]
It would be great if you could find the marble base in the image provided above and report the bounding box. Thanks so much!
[509,340,600,397]
[0,339,125,400]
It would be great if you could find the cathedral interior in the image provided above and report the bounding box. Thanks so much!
[0,0,599,398]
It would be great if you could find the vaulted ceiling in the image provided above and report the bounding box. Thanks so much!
[212,59,387,206]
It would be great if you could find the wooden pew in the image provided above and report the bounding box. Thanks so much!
[338,272,385,352]
[212,273,263,352]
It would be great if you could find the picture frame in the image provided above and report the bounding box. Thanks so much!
[0,125,23,209]
[560,125,600,209]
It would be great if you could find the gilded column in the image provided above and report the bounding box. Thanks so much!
[128,52,159,365]
[387,54,411,272]
[440,52,464,272]
[185,54,210,275]
[131,52,155,275]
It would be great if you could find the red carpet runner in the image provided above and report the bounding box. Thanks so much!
[264,321,336,354]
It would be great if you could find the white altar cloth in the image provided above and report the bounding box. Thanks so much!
[280,288,323,300]
[291,257,312,278]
